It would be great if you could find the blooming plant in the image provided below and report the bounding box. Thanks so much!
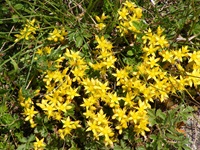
[1,0,199,149]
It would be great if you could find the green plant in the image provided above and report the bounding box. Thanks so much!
[1,0,200,150]
[147,105,193,150]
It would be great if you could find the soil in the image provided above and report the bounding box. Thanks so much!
[185,110,200,150]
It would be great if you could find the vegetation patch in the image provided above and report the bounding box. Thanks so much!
[1,0,200,149]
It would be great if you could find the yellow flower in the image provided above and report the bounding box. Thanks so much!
[66,87,80,99]
[95,13,108,23]
[118,7,129,20]
[95,23,106,30]
[83,109,96,118]
[34,137,46,150]
[36,48,43,55]
[48,28,67,42]
[134,7,142,19]
[58,129,65,139]
[20,97,33,108]
[187,68,200,88]
[99,125,114,146]
[123,0,136,9]
[160,50,173,63]
[134,119,150,136]
[14,19,38,42]
[62,117,72,128]
[98,50,112,59]
[95,13,108,31]
[156,26,164,36]
[147,56,160,68]
[94,109,109,125]
[128,110,141,124]
[86,120,100,139]
[81,96,96,110]
[146,67,160,80]
[56,101,72,113]
[89,62,104,70]
[173,49,184,62]
[43,46,52,54]
[30,119,37,128]
[123,91,136,107]
[188,51,200,63]
[107,92,120,108]
[103,56,116,69]
[53,112,62,121]
[64,48,81,60]
[142,45,159,56]
[23,106,38,122]
[112,108,128,122]
[95,35,113,51]
[42,104,56,119]
[142,28,152,44]
[71,66,87,82]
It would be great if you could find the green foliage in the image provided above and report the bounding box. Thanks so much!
[147,105,193,150]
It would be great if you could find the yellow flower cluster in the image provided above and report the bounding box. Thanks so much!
[117,1,142,36]
[19,32,150,146]
[14,19,39,42]
[89,35,116,73]
[16,1,200,148]
[35,46,52,55]
[47,27,67,42]
[95,13,108,31]
[137,26,200,105]
[36,50,86,138]
[18,89,39,128]
[81,35,151,145]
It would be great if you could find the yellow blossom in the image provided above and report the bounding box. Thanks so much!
[118,7,129,20]
[23,106,38,122]
[34,137,46,150]
[14,19,38,42]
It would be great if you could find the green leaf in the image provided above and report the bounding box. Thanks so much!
[41,127,48,137]
[69,141,79,150]
[15,133,27,143]
[183,145,192,150]
[1,114,14,124]
[0,89,8,95]
[119,140,128,149]
[149,134,158,141]
[169,6,176,13]
[75,36,83,48]
[14,4,23,10]
[156,109,166,120]
[147,108,155,117]
[20,137,28,143]
[113,145,123,150]
[136,146,146,150]
[9,56,19,73]
[165,133,180,141]
[157,139,163,150]
[43,116,48,123]
[28,134,35,142]
[12,15,20,22]
[147,109,156,126]
[127,50,134,56]
[148,117,156,126]
[0,104,7,113]
[16,144,26,150]
[123,57,136,65]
